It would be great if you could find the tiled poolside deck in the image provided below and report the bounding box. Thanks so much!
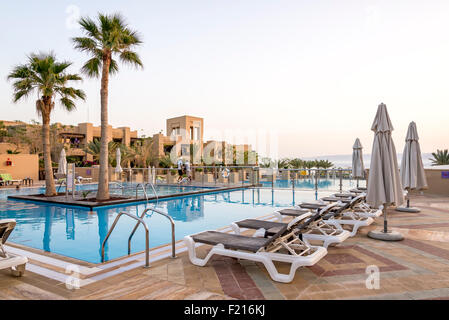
[1,194,449,300]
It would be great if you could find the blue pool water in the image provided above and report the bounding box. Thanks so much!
[260,178,366,190]
[1,186,332,264]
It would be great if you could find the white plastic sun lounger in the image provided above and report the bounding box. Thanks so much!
[324,197,375,237]
[269,203,351,248]
[321,193,382,218]
[184,212,327,283]
[0,219,27,277]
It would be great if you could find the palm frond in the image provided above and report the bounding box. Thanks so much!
[81,57,102,77]
[60,97,76,111]
[119,50,143,68]
[78,17,101,40]
[72,37,99,54]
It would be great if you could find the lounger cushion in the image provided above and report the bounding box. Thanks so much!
[192,231,273,252]
[321,197,351,203]
[236,219,284,231]
[333,193,356,198]
[298,203,325,209]
[277,208,310,216]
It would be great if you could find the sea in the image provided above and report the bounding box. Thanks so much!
[302,153,434,169]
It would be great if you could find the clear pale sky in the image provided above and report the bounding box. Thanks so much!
[1,0,448,157]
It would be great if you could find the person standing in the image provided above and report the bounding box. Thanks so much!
[177,158,184,182]
[185,160,192,182]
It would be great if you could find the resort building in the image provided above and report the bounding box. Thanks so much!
[0,120,139,162]
[57,122,139,162]
[151,115,256,165]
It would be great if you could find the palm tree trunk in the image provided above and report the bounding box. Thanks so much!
[42,110,56,196]
[97,54,111,200]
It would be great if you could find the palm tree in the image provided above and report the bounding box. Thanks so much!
[130,138,156,167]
[430,149,449,166]
[84,139,118,165]
[259,157,273,168]
[316,159,334,169]
[288,158,304,169]
[276,158,291,169]
[73,13,143,200]
[8,53,85,196]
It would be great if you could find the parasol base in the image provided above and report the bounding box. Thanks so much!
[367,230,404,241]
[395,206,420,213]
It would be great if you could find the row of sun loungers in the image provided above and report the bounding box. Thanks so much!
[184,188,381,283]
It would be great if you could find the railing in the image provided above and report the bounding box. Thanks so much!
[135,183,148,202]
[120,165,260,187]
[101,211,150,267]
[144,182,159,205]
[109,181,125,195]
[128,207,176,259]
[259,167,366,194]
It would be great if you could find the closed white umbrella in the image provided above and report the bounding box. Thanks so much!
[352,138,365,188]
[115,148,123,173]
[367,103,404,241]
[396,121,428,212]
[57,148,67,175]
[148,165,152,183]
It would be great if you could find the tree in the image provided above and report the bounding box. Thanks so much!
[84,139,118,165]
[73,13,143,200]
[130,138,156,167]
[8,53,85,196]
[430,149,449,166]
[259,157,274,168]
[316,159,334,169]
[276,158,291,169]
[289,158,304,169]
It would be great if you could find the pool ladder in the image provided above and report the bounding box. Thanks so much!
[100,207,176,268]
[135,182,159,204]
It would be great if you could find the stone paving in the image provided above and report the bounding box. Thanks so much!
[1,194,449,300]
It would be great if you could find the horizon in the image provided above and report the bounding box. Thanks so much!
[1,1,449,157]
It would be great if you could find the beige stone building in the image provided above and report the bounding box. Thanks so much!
[0,120,138,162]
[58,122,138,161]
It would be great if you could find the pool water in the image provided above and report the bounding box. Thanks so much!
[260,178,366,190]
[1,186,332,264]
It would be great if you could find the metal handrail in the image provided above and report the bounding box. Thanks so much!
[128,207,176,259]
[101,211,150,267]
[135,183,148,202]
[144,182,159,205]
[109,181,125,195]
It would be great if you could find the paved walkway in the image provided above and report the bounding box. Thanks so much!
[1,194,449,300]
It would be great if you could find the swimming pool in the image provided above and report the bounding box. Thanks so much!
[260,178,366,190]
[1,186,333,264]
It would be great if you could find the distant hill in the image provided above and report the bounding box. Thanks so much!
[301,153,434,169]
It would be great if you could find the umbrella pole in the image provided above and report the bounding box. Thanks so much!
[368,205,403,241]
[356,178,359,188]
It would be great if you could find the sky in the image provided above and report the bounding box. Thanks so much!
[1,0,449,158]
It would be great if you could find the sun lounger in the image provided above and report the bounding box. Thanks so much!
[234,203,351,248]
[321,193,382,219]
[276,203,350,247]
[0,219,27,277]
[324,196,375,236]
[0,173,21,186]
[184,212,327,283]
[76,176,93,184]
